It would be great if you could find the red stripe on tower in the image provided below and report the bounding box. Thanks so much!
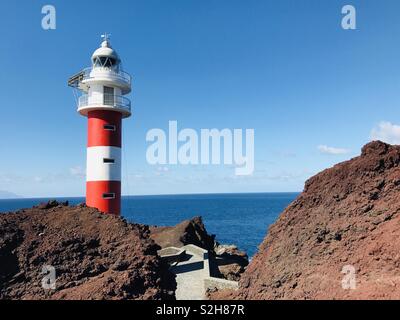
[86,181,121,215]
[68,34,132,215]
[88,110,122,147]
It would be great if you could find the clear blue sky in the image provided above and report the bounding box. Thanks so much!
[1,0,400,197]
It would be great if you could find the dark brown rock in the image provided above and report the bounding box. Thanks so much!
[36,200,68,210]
[0,205,176,300]
[214,245,249,281]
[150,216,216,251]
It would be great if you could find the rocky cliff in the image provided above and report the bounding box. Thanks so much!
[212,141,400,300]
[0,202,175,300]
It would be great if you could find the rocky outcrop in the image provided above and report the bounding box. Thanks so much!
[214,245,249,281]
[0,201,176,300]
[211,141,400,300]
[150,216,216,252]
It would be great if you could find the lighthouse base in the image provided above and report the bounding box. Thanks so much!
[86,181,121,215]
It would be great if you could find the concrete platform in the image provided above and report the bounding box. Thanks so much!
[159,244,239,300]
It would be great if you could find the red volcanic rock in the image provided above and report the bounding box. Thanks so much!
[0,202,175,300]
[150,216,216,251]
[212,141,400,300]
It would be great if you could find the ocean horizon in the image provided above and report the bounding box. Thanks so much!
[0,192,299,257]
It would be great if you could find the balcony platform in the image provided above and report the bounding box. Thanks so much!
[69,67,132,95]
[77,94,132,118]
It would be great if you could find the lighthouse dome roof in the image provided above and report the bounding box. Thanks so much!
[91,40,120,62]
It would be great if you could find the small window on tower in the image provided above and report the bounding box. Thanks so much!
[102,193,115,200]
[104,86,115,106]
[103,124,116,131]
[103,158,115,164]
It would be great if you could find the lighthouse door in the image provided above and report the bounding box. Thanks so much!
[104,86,115,106]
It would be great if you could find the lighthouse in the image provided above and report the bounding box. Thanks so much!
[68,35,132,215]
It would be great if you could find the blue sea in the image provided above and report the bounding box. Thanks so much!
[0,193,298,257]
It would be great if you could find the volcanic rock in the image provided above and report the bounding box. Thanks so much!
[211,141,400,300]
[0,204,176,300]
[36,200,68,210]
[214,245,249,281]
[150,216,216,251]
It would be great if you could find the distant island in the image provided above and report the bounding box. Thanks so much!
[0,191,22,199]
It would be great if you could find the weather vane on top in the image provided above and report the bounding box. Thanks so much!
[101,33,111,42]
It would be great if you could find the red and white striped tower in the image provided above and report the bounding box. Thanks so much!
[68,35,132,215]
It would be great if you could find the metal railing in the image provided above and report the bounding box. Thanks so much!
[81,67,132,85]
[78,94,131,112]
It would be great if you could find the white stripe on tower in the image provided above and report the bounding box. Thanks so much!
[86,146,121,182]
